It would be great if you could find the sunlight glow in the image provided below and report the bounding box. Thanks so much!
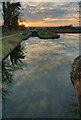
[18,20,29,27]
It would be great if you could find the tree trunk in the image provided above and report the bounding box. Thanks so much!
[2,2,6,26]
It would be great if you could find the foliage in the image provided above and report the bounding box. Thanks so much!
[2,2,21,29]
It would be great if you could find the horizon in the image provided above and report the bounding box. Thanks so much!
[1,25,81,27]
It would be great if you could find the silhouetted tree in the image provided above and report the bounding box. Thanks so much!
[10,2,21,29]
[2,2,6,26]
[2,2,21,29]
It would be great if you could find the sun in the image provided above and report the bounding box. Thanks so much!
[18,20,29,27]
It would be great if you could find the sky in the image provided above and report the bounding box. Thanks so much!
[19,2,80,27]
[0,1,81,26]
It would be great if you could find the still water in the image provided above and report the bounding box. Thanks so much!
[3,34,80,118]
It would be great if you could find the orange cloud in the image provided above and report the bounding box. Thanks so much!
[25,19,79,26]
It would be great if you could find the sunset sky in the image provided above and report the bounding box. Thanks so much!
[0,1,81,27]
[19,2,80,27]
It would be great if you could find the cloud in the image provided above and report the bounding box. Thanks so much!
[20,2,79,26]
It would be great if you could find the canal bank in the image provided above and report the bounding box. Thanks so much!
[2,32,30,60]
[2,30,60,60]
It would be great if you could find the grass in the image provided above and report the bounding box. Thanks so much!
[38,30,54,39]
[2,29,22,37]
[2,31,29,59]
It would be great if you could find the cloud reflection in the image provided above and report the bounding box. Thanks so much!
[3,34,79,118]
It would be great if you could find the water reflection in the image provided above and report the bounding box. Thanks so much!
[2,34,80,118]
[2,61,13,102]
[2,44,25,102]
[10,44,25,65]
[65,91,79,118]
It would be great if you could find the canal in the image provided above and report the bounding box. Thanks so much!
[2,34,80,118]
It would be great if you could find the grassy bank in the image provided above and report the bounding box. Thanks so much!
[2,31,29,60]
[38,30,60,39]
[38,30,53,38]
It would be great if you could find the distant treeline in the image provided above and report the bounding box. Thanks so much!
[25,26,81,33]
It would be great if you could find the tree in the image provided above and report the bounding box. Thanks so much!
[2,2,21,29]
[10,2,21,29]
[2,2,6,26]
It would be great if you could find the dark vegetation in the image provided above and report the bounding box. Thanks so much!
[70,55,81,117]
[2,44,25,102]
[2,2,21,30]
[10,44,25,65]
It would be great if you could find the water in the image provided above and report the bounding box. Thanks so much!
[2,34,80,118]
